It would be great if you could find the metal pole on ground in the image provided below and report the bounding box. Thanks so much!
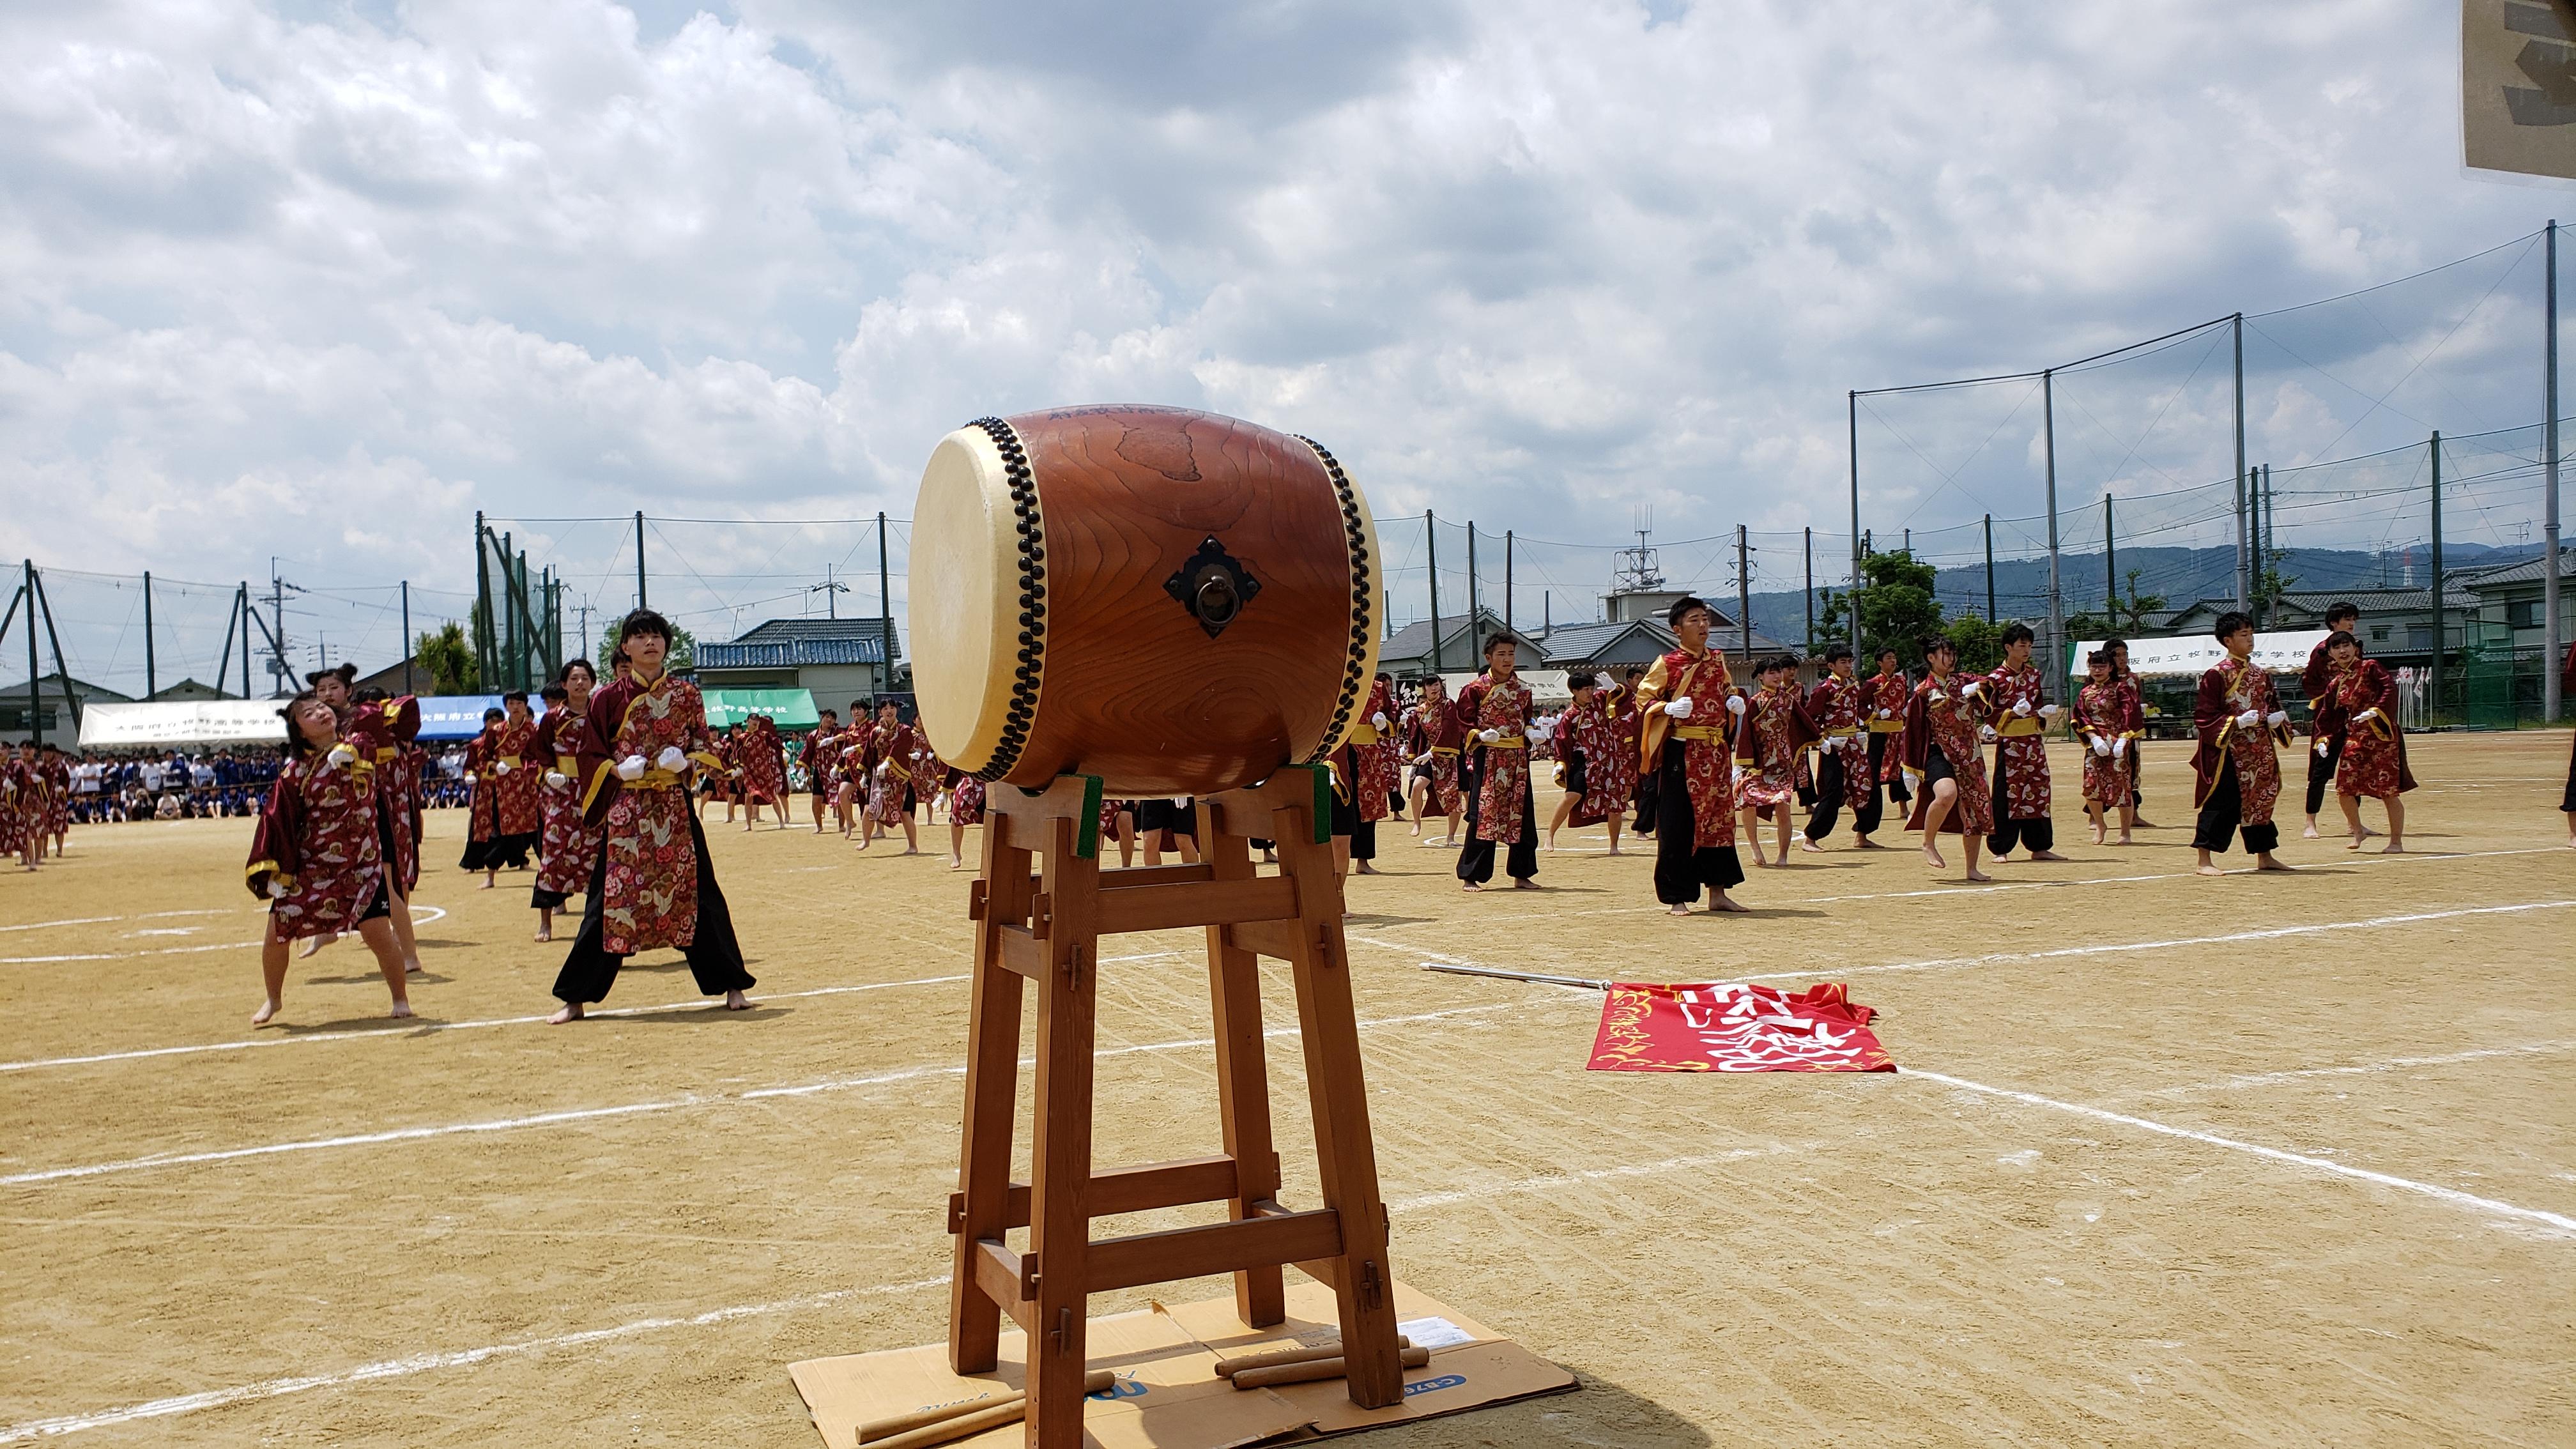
[1847,390,1863,659]
[1465,524,1480,656]
[2232,313,2250,608]
[1984,514,1996,623]
[2103,496,2116,617]
[2043,369,2064,702]
[473,512,492,685]
[1736,525,1752,658]
[22,562,36,744]
[1426,510,1442,673]
[213,586,237,698]
[635,510,648,610]
[402,581,414,695]
[2544,218,2562,723]
[2430,432,2444,726]
[238,585,251,698]
[878,510,893,693]
[2261,464,2276,628]
[142,571,156,699]
[32,565,79,736]
[1804,526,1814,652]
[1504,530,1514,639]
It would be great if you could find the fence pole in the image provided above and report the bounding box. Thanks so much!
[1984,514,1996,623]
[33,567,79,732]
[1466,523,1480,657]
[402,581,414,695]
[239,585,252,699]
[213,584,237,698]
[2545,217,2562,723]
[2043,369,2064,702]
[1847,390,1863,659]
[877,510,893,693]
[2232,312,2249,608]
[473,512,493,685]
[2430,432,2444,726]
[1425,510,1441,673]
[141,570,156,699]
[2103,496,2116,617]
[635,510,648,610]
[1736,525,1752,657]
[1504,529,1514,639]
[1804,526,1814,652]
[22,562,36,744]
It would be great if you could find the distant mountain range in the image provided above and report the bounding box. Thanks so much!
[1722,541,2545,645]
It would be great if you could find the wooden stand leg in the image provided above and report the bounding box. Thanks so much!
[949,808,1030,1375]
[1202,817,1285,1327]
[1026,815,1101,1449]
[1273,816,1404,1408]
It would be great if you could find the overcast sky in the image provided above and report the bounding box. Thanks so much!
[1,0,2568,678]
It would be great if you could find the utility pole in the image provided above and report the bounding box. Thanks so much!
[1425,510,1443,673]
[635,510,648,610]
[575,602,594,671]
[502,530,518,691]
[401,580,414,695]
[270,562,289,696]
[811,562,848,619]
[1804,526,1814,652]
[2260,463,2276,628]
[238,584,251,700]
[142,570,157,699]
[1465,524,1480,658]
[2545,217,2563,722]
[1503,530,1514,639]
[22,562,36,745]
[1983,514,1996,624]
[1736,525,1752,658]
[877,510,893,691]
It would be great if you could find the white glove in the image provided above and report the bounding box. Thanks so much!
[1372,712,1390,730]
[2315,739,2331,756]
[1978,724,1998,743]
[2011,699,2032,717]
[1874,708,1891,720]
[544,770,568,788]
[266,878,289,899]
[2112,737,2128,759]
[1413,753,1433,767]
[2039,703,2060,719]
[2234,710,2261,730]
[1478,728,1500,744]
[1726,694,1747,717]
[2092,736,2112,756]
[1961,681,1984,700]
[2352,707,2379,724]
[463,771,478,785]
[656,745,688,773]
[2266,710,2289,728]
[493,758,512,774]
[325,742,357,770]
[616,755,647,781]
[1528,720,1554,743]
[1664,696,1694,720]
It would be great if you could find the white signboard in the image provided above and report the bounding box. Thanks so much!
[2070,631,2329,680]
[77,700,296,747]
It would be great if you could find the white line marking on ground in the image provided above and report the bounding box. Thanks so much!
[2111,1041,2576,1101]
[0,1005,1512,1186]
[0,909,237,935]
[1901,1067,2576,1239]
[0,1276,949,1444]
[0,975,971,1074]
[0,905,447,965]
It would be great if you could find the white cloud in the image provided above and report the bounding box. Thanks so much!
[0,0,2563,682]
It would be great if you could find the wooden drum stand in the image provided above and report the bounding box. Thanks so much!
[947,764,1403,1447]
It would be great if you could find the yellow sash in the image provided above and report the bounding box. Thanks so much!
[1483,735,1528,749]
[1997,717,2043,737]
[1349,723,1379,746]
[1671,724,1724,742]
[1868,717,1904,733]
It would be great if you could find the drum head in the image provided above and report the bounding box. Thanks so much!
[910,425,1024,773]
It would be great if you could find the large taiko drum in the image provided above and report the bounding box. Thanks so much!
[909,404,1381,795]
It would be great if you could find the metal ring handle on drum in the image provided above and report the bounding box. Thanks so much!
[967,415,1046,783]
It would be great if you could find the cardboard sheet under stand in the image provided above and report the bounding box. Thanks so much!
[788,1280,1575,1449]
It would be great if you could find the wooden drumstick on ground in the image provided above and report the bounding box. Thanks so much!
[858,1369,1116,1447]
[1212,1336,1411,1381]
[1229,1346,1430,1390]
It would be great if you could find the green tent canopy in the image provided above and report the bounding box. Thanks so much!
[699,688,820,729]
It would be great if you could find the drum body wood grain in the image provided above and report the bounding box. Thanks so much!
[910,404,1381,795]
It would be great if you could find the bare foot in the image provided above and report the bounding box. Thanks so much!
[1798,839,1826,854]
[2379,843,2405,854]
[388,1000,413,1019]
[2346,836,2363,852]
[251,999,279,1027]
[2090,829,2106,845]
[2301,823,2321,839]
[533,927,553,942]
[1854,836,1883,850]
[1460,882,1482,892]
[2029,850,2069,861]
[2255,854,2294,871]
[404,961,425,976]
[478,877,494,891]
[1512,878,1540,890]
[1357,862,1380,875]
[1708,894,1751,913]
[723,990,752,1010]
[1668,903,1692,916]
[2133,817,2159,829]
[2359,824,2380,839]
[2115,834,2133,845]
[1921,844,1946,870]
[548,1002,584,1023]
[1605,846,1624,856]
[2195,864,2227,876]
[1964,868,1994,882]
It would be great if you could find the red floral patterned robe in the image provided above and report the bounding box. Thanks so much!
[493,715,542,835]
[1457,671,1535,843]
[1865,668,1913,783]
[2331,659,2416,801]
[1733,680,1818,809]
[245,752,383,940]
[535,703,602,898]
[2192,656,2290,824]
[1803,673,1871,809]
[1982,660,2053,822]
[1903,671,1994,836]
[944,763,986,826]
[0,758,30,854]
[1351,677,1401,822]
[41,754,70,837]
[1570,690,1633,826]
[1636,647,1737,848]
[868,717,926,824]
[576,674,727,954]
[464,729,503,843]
[1402,696,1464,814]
[340,696,421,891]
[2073,677,2133,808]
[739,716,788,803]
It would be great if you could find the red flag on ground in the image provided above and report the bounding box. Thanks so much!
[1587,981,1894,1073]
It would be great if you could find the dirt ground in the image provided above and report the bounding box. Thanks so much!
[1,733,2571,1447]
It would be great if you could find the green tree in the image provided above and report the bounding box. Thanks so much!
[1943,614,2005,674]
[416,622,479,694]
[596,621,694,672]
[1837,549,1946,668]
[2112,568,2169,636]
